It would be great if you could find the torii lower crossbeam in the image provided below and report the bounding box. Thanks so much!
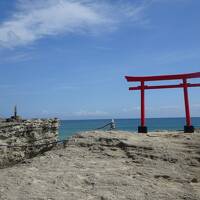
[125,72,200,133]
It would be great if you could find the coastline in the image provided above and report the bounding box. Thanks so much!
[0,130,200,200]
[59,118,200,139]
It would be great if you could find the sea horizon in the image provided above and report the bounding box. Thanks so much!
[59,117,200,139]
[59,116,200,121]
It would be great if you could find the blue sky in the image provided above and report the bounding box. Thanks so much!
[0,0,200,119]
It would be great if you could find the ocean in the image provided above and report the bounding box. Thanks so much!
[59,117,200,139]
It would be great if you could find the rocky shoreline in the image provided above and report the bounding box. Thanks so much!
[0,130,200,200]
[0,119,59,168]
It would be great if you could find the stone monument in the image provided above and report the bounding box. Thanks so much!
[6,105,22,122]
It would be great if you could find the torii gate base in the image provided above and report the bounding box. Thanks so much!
[125,72,200,133]
[184,126,194,133]
[138,126,148,134]
[138,126,194,134]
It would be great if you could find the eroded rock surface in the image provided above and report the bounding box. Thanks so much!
[0,119,59,168]
[0,131,200,200]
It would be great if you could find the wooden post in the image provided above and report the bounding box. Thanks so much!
[141,81,145,127]
[183,79,194,132]
[138,81,147,133]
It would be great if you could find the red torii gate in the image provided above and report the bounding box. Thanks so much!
[125,72,200,133]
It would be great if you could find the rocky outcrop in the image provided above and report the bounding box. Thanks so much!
[0,130,199,200]
[0,119,59,168]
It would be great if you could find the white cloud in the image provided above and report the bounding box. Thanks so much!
[158,105,181,110]
[74,110,108,117]
[122,107,140,112]
[0,0,146,48]
[2,52,32,62]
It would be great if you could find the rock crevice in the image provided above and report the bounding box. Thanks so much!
[0,119,59,168]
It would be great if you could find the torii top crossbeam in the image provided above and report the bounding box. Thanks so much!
[125,72,200,133]
[125,72,200,82]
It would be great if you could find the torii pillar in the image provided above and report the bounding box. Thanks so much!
[125,72,200,133]
[139,81,147,133]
